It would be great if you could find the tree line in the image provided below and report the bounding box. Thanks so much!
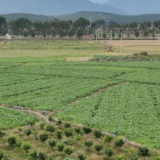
[1,16,160,39]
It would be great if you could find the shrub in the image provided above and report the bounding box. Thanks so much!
[75,127,81,134]
[105,148,113,158]
[30,150,38,159]
[0,130,5,139]
[46,125,55,132]
[49,139,57,148]
[8,136,16,146]
[94,144,103,152]
[40,134,48,142]
[25,129,32,138]
[84,141,93,148]
[28,120,36,126]
[65,129,73,138]
[38,151,47,160]
[77,151,87,160]
[154,157,160,160]
[2,154,10,160]
[129,147,135,154]
[117,154,124,160]
[115,137,125,147]
[48,116,54,122]
[82,127,92,134]
[57,143,65,152]
[23,142,32,153]
[56,130,62,139]
[40,122,45,130]
[64,122,71,128]
[18,126,23,132]
[15,139,22,148]
[57,119,62,125]
[138,147,150,160]
[75,134,81,141]
[0,150,4,160]
[93,130,102,138]
[63,147,73,155]
[141,52,148,56]
[103,135,113,146]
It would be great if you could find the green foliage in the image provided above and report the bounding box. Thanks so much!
[64,123,71,128]
[82,127,92,134]
[29,150,38,159]
[94,144,103,152]
[75,134,81,141]
[0,131,5,139]
[75,128,81,134]
[115,137,125,147]
[18,126,23,132]
[0,150,4,160]
[138,147,150,157]
[77,151,87,160]
[38,151,47,160]
[117,154,124,160]
[154,157,160,160]
[93,130,102,138]
[105,148,113,157]
[48,116,54,122]
[40,134,48,142]
[46,125,55,132]
[65,129,73,138]
[103,135,113,146]
[25,129,32,138]
[8,136,16,146]
[48,139,57,148]
[15,139,22,148]
[23,142,32,153]
[56,130,63,139]
[40,122,45,130]
[57,119,62,125]
[57,143,65,152]
[63,147,73,155]
[84,141,93,148]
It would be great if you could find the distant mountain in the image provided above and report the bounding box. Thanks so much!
[3,12,160,24]
[106,0,160,15]
[0,0,126,15]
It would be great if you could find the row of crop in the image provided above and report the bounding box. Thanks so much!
[58,83,160,149]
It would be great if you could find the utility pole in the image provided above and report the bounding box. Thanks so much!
[120,32,122,52]
[101,26,102,39]
[96,29,97,43]
[110,30,112,45]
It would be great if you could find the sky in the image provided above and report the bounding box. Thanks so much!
[89,0,109,4]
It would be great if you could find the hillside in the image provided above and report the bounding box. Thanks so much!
[2,12,160,23]
[0,0,126,16]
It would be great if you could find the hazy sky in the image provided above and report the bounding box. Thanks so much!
[89,0,109,4]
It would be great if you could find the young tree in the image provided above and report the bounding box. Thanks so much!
[103,33,106,39]
[40,134,48,142]
[105,148,113,159]
[94,144,103,152]
[103,135,113,146]
[25,129,32,138]
[8,136,16,146]
[0,16,7,35]
[138,147,150,160]
[135,31,140,39]
[23,142,32,153]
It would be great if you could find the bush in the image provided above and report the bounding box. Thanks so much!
[75,127,81,134]
[94,144,103,152]
[25,129,32,138]
[23,142,32,153]
[82,127,92,134]
[138,147,150,159]
[48,139,57,148]
[154,157,160,160]
[40,134,48,142]
[65,129,73,138]
[57,119,62,125]
[30,150,38,159]
[115,137,125,147]
[77,151,87,160]
[48,116,54,122]
[15,139,22,148]
[18,126,23,132]
[0,130,5,139]
[103,135,113,146]
[57,143,65,152]
[40,122,45,130]
[38,151,47,160]
[2,154,10,160]
[8,136,16,146]
[141,52,148,56]
[63,147,73,155]
[64,122,71,128]
[56,130,62,139]
[93,130,102,138]
[75,134,81,141]
[0,151,3,160]
[105,148,113,158]
[28,120,36,126]
[84,141,93,148]
[117,154,124,160]
[46,125,55,132]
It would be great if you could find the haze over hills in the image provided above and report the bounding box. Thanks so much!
[106,0,160,15]
[0,0,126,15]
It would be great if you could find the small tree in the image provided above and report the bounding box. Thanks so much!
[0,130,5,139]
[85,141,93,148]
[82,126,92,134]
[40,134,48,142]
[46,125,55,132]
[94,144,103,152]
[56,130,62,139]
[23,142,32,153]
[38,151,47,160]
[40,122,45,130]
[15,139,22,148]
[93,130,102,138]
[138,147,150,160]
[48,139,57,148]
[75,134,81,141]
[25,129,32,138]
[18,126,23,132]
[48,116,54,122]
[105,148,113,159]
[103,33,106,39]
[115,137,125,147]
[65,129,73,139]
[30,150,38,159]
[75,127,81,134]
[103,135,113,146]
[57,143,64,152]
[77,151,87,160]
[8,136,16,146]
[57,119,62,125]
[117,154,124,160]
[63,147,73,155]
[64,122,71,128]
[77,30,83,39]
[135,31,139,39]
[0,150,4,160]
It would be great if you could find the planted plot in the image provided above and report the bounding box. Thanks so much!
[0,107,40,130]
[58,83,160,149]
